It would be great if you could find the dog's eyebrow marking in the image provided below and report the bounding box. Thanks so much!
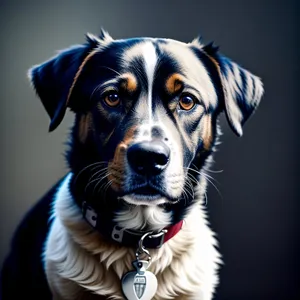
[165,74,207,111]
[142,42,157,124]
[97,73,137,94]
[120,73,138,93]
[98,78,120,90]
[165,73,184,94]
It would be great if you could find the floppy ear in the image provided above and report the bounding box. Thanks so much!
[28,45,89,131]
[200,41,264,137]
[216,54,264,136]
[28,29,113,131]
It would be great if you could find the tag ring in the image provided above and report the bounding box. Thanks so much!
[136,231,152,261]
[135,229,168,262]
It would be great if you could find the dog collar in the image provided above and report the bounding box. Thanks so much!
[82,201,183,249]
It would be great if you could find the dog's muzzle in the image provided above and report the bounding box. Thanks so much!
[127,140,170,176]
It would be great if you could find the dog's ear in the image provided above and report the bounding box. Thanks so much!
[28,29,113,132]
[28,45,89,131]
[193,38,264,136]
[216,54,264,137]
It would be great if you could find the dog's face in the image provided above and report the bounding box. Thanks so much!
[29,31,263,224]
[75,38,221,206]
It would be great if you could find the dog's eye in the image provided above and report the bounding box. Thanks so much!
[179,94,196,111]
[103,92,120,107]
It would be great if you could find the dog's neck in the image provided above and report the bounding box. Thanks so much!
[66,172,186,249]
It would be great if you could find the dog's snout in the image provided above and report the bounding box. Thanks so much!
[127,141,170,175]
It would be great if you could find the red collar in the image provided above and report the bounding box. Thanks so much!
[82,201,183,249]
[163,221,184,243]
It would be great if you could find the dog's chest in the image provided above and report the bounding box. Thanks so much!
[43,177,220,300]
[44,211,219,300]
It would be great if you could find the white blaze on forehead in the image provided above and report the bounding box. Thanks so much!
[122,41,158,125]
[142,42,157,124]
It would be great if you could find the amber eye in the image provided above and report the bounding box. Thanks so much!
[179,94,196,111]
[103,92,120,107]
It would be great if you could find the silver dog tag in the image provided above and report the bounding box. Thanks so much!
[121,260,157,300]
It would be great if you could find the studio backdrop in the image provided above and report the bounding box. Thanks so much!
[0,1,299,299]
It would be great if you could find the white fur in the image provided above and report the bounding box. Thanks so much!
[222,63,244,135]
[142,42,157,124]
[44,173,221,300]
[114,204,171,231]
[220,62,264,136]
[122,42,158,126]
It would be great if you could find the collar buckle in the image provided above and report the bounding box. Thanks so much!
[147,229,168,249]
[112,226,168,249]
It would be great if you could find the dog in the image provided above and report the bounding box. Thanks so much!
[0,30,263,300]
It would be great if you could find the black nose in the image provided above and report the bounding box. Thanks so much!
[127,141,170,175]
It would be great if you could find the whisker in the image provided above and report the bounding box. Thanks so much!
[184,166,203,176]
[84,172,110,194]
[96,177,115,203]
[74,162,107,185]
[200,171,220,183]
[193,163,223,174]
[92,173,111,196]
[203,168,224,174]
[186,184,195,200]
[185,166,223,200]
[187,173,199,186]
[100,66,123,77]
[185,178,195,199]
[88,167,108,182]
[182,177,194,201]
[201,172,223,199]
[85,170,108,187]
[180,186,188,206]
[185,166,220,184]
[102,179,113,200]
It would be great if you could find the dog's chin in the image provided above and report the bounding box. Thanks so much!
[116,185,181,206]
[120,194,169,206]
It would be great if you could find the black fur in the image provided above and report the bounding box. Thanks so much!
[0,178,65,298]
[1,33,262,298]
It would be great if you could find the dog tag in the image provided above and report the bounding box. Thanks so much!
[121,260,157,300]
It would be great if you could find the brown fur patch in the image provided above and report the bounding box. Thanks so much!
[203,51,225,92]
[66,48,100,106]
[206,54,221,73]
[108,145,126,192]
[202,114,213,151]
[78,113,92,143]
[108,126,137,191]
[165,73,184,94]
[120,73,137,93]
[122,125,137,147]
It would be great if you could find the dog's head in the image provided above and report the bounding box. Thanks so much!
[29,30,263,230]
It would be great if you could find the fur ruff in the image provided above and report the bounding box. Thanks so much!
[44,173,222,300]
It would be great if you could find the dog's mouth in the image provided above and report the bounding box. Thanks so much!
[120,185,171,206]
[133,186,160,196]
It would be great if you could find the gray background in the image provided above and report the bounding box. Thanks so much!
[0,0,299,299]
